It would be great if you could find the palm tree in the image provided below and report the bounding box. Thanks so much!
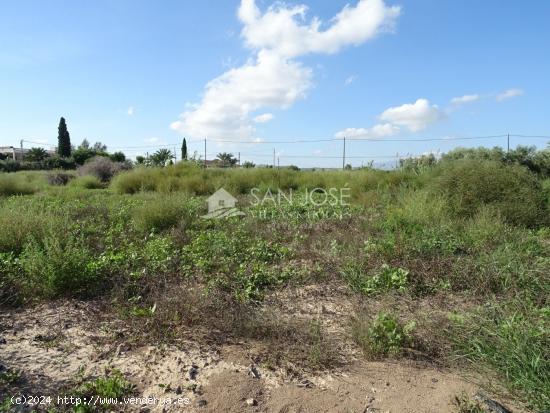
[150,149,174,166]
[25,147,48,162]
[216,152,237,167]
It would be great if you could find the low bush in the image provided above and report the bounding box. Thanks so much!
[20,233,102,298]
[182,226,290,300]
[111,167,159,194]
[46,171,75,186]
[352,311,415,358]
[431,160,546,227]
[0,173,36,196]
[0,208,51,253]
[79,156,129,182]
[69,175,104,189]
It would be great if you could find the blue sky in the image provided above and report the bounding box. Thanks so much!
[1,0,549,167]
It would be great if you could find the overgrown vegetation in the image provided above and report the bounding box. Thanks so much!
[0,147,549,410]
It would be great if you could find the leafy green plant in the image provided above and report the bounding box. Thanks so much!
[352,312,415,358]
[72,369,135,412]
[182,226,290,300]
[342,263,408,295]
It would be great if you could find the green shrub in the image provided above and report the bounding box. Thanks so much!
[352,311,415,358]
[46,171,75,186]
[0,173,36,196]
[0,208,51,253]
[20,234,100,298]
[79,156,128,182]
[432,160,546,227]
[182,227,290,300]
[69,175,104,189]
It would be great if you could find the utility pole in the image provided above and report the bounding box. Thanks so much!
[277,157,280,169]
[20,139,24,161]
[507,134,510,153]
[342,136,346,170]
[204,138,207,168]
[238,152,241,167]
[173,147,177,162]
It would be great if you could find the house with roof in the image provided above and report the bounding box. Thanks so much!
[203,188,245,219]
[207,188,237,212]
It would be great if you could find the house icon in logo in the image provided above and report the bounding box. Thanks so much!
[202,188,246,219]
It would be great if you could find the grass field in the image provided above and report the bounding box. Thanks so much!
[1,158,549,412]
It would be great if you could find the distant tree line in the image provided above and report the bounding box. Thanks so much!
[400,145,550,177]
[0,117,128,172]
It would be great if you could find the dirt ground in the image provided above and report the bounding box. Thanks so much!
[0,300,523,413]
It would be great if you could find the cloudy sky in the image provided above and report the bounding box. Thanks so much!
[1,0,549,167]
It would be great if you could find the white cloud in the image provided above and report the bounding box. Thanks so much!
[450,94,479,105]
[335,98,443,138]
[239,0,400,58]
[171,50,311,139]
[145,137,159,143]
[127,106,134,116]
[379,98,443,132]
[254,113,275,123]
[345,75,358,86]
[172,0,400,140]
[496,88,524,102]
[335,123,399,139]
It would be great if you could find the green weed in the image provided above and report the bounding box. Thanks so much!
[352,311,415,358]
[342,263,408,295]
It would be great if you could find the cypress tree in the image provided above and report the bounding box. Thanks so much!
[181,137,188,160]
[57,117,72,157]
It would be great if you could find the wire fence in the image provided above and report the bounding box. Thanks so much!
[17,133,550,168]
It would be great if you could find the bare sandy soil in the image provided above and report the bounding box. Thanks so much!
[0,299,522,413]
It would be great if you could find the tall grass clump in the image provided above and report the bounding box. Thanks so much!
[450,304,550,411]
[0,207,52,253]
[0,173,36,196]
[111,167,160,194]
[431,159,546,227]
[132,195,198,233]
[69,175,104,189]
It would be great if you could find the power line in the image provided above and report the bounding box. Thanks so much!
[19,133,549,150]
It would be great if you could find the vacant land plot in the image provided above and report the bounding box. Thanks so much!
[0,159,548,412]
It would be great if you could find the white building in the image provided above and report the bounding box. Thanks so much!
[0,146,27,161]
